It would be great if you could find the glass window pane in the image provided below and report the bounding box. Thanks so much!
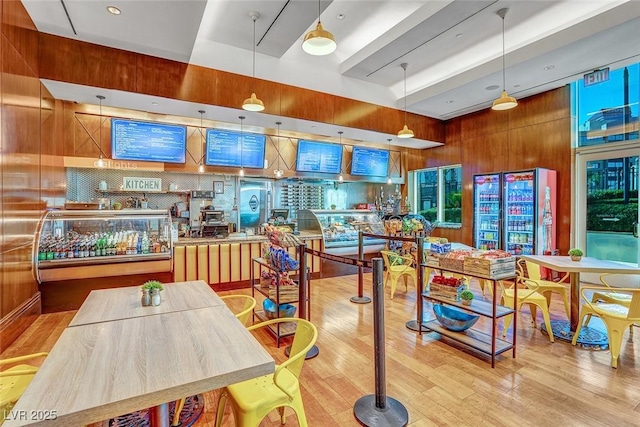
[417,169,438,221]
[575,63,639,147]
[443,166,462,224]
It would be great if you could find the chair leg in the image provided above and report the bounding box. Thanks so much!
[571,312,588,346]
[529,304,538,329]
[539,304,554,343]
[290,392,309,427]
[214,390,228,427]
[278,406,286,424]
[560,289,571,320]
[172,398,186,426]
[502,297,515,337]
[390,277,398,299]
[605,323,624,369]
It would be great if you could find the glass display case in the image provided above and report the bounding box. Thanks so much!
[34,209,173,283]
[297,209,386,255]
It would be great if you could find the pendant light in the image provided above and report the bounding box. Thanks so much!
[238,115,245,177]
[302,0,336,56]
[491,8,518,111]
[242,12,265,112]
[397,63,414,139]
[387,138,392,184]
[337,131,344,182]
[198,110,205,173]
[274,121,283,178]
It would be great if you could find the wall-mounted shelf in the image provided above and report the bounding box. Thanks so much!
[95,189,190,195]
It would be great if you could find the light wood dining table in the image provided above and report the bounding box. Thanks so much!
[4,281,274,427]
[521,255,640,345]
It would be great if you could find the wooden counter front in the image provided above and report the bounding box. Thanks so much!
[173,233,323,286]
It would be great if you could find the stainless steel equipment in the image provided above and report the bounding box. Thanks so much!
[189,190,215,232]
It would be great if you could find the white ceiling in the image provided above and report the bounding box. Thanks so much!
[22,0,640,148]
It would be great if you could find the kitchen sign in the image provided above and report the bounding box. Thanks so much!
[583,68,609,87]
[123,177,162,192]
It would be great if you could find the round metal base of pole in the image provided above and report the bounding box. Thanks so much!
[284,344,319,359]
[405,315,431,332]
[353,395,408,427]
[350,296,372,304]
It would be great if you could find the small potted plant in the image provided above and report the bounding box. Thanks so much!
[460,290,474,306]
[141,280,164,306]
[568,248,583,262]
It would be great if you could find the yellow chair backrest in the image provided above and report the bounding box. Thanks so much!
[627,291,640,321]
[220,295,256,326]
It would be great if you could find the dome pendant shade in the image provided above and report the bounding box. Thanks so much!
[491,90,518,111]
[302,21,336,55]
[242,93,265,112]
[397,124,414,139]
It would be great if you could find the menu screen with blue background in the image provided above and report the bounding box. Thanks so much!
[205,129,266,168]
[350,146,389,176]
[111,119,187,163]
[295,140,343,174]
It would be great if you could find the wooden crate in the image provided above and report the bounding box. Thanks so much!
[438,257,465,272]
[463,257,515,278]
[269,284,299,303]
[428,282,465,301]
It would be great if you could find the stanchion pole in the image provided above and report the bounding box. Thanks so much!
[406,236,428,332]
[285,243,318,359]
[353,258,409,426]
[351,230,371,304]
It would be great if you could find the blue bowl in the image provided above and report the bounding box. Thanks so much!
[432,304,479,332]
[262,299,296,319]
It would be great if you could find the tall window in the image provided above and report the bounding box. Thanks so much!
[574,63,639,147]
[412,165,462,225]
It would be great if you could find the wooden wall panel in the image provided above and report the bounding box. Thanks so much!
[1,0,42,350]
[1,0,38,75]
[509,86,570,129]
[279,85,335,124]
[135,55,191,100]
[460,108,509,140]
[39,34,137,92]
[333,97,379,131]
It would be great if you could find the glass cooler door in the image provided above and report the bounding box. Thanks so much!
[503,170,536,255]
[473,173,501,250]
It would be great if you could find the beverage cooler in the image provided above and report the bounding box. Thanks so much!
[473,173,502,250]
[473,168,556,256]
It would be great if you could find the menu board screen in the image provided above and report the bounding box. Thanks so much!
[295,140,343,174]
[205,129,265,168]
[111,119,186,163]
[350,146,389,177]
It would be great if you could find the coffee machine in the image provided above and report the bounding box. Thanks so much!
[189,190,215,234]
[200,209,230,238]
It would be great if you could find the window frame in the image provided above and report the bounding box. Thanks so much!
[410,164,462,226]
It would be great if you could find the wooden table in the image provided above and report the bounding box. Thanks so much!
[69,280,225,326]
[4,287,274,427]
[521,255,640,344]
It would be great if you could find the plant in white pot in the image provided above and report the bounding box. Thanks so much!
[568,248,583,262]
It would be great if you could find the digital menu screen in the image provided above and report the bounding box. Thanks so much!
[295,140,343,174]
[350,146,389,177]
[205,129,266,168]
[111,119,186,163]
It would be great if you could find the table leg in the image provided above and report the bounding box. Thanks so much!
[149,403,170,427]
[570,272,580,331]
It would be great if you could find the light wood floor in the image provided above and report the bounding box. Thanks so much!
[3,275,640,426]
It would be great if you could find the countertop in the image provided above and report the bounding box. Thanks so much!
[174,231,323,246]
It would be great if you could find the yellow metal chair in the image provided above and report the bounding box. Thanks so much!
[520,259,570,319]
[499,271,555,343]
[1,352,48,425]
[380,250,417,299]
[214,318,318,427]
[585,274,635,337]
[572,286,640,368]
[172,294,256,426]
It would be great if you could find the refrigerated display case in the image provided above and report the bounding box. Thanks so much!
[296,209,386,255]
[473,173,502,250]
[34,209,173,283]
[503,168,556,256]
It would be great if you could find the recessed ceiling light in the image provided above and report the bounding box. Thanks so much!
[486,84,500,91]
[544,65,555,71]
[336,13,345,20]
[514,84,521,88]
[455,33,463,38]
[107,6,121,15]
[446,100,454,104]
[151,101,159,106]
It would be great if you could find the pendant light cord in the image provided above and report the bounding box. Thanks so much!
[317,0,321,24]
[199,110,205,164]
[252,17,257,80]
[276,121,281,172]
[501,14,506,92]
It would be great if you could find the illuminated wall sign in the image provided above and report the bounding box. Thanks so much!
[583,68,609,87]
[123,177,162,192]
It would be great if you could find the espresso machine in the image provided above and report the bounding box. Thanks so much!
[189,190,215,234]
